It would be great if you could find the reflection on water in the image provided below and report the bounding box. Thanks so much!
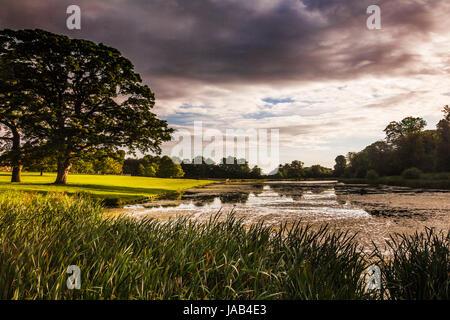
[124,184,369,225]
[115,181,448,254]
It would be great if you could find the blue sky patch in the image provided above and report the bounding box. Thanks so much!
[164,112,213,126]
[243,111,281,119]
[262,97,295,105]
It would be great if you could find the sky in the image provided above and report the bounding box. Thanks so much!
[1,0,449,171]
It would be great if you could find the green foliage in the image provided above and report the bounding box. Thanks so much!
[278,160,304,179]
[139,163,158,177]
[436,172,450,180]
[0,192,370,300]
[250,166,262,178]
[436,106,450,172]
[26,155,57,174]
[308,164,333,178]
[365,169,379,180]
[333,155,347,177]
[122,159,141,176]
[1,192,447,300]
[157,156,184,178]
[71,149,125,175]
[126,155,184,178]
[275,161,333,179]
[355,167,367,179]
[0,52,41,181]
[402,167,423,179]
[178,156,262,179]
[384,116,427,144]
[373,229,449,300]
[0,29,173,184]
[344,110,450,178]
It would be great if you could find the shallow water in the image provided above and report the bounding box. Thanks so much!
[112,181,449,254]
[124,184,369,225]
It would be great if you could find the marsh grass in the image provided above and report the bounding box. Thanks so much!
[373,228,449,300]
[0,191,448,300]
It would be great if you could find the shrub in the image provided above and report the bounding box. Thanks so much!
[373,228,449,300]
[402,167,423,179]
[436,172,450,180]
[355,168,367,179]
[102,197,122,207]
[365,169,379,180]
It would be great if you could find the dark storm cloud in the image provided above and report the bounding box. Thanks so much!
[0,0,445,98]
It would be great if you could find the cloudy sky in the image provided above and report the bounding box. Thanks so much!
[1,0,449,171]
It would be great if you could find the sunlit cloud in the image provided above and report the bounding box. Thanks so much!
[1,0,449,169]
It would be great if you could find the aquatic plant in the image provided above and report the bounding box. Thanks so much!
[0,192,448,300]
[373,228,449,300]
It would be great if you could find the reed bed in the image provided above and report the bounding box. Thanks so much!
[373,228,449,300]
[0,192,448,300]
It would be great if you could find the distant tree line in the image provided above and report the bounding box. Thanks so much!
[334,106,450,179]
[126,156,334,180]
[21,150,186,178]
[270,160,333,179]
[179,156,262,179]
[26,149,126,176]
[123,155,184,178]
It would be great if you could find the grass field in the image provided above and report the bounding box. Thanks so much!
[0,172,215,204]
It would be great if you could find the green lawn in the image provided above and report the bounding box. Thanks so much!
[0,172,215,203]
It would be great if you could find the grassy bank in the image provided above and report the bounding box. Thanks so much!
[339,173,450,189]
[0,172,214,205]
[0,192,448,300]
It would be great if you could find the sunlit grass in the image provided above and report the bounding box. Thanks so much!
[0,172,214,203]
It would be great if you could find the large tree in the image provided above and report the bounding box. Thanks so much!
[363,141,395,176]
[333,155,346,177]
[384,116,427,145]
[436,106,450,171]
[1,29,173,184]
[0,52,39,182]
[157,155,184,178]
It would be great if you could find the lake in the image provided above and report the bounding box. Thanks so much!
[114,181,450,254]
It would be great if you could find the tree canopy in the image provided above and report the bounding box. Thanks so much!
[384,116,427,145]
[0,29,173,184]
[0,48,40,182]
[334,109,450,178]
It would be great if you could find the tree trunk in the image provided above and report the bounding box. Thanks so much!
[10,128,22,183]
[40,170,43,176]
[11,165,23,183]
[55,158,72,185]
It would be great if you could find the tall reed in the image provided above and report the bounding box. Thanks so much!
[373,228,449,300]
[0,192,448,300]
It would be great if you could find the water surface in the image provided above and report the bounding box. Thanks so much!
[113,181,449,253]
[124,183,369,225]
